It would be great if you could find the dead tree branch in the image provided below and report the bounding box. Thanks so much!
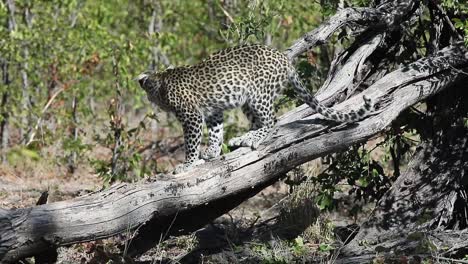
[284,1,419,60]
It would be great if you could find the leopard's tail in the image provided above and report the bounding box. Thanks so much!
[288,68,373,122]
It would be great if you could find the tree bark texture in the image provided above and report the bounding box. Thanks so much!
[337,77,468,263]
[338,139,468,263]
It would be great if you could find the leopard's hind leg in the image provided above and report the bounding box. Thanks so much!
[228,97,275,149]
[201,111,224,160]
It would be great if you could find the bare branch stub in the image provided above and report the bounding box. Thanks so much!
[284,0,420,61]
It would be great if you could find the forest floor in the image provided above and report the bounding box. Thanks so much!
[0,154,374,263]
[0,114,385,263]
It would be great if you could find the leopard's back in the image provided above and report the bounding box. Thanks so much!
[161,45,290,112]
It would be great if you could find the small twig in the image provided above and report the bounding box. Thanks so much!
[163,209,180,241]
[247,215,261,231]
[137,137,183,154]
[123,219,145,258]
[217,2,235,24]
[26,87,64,146]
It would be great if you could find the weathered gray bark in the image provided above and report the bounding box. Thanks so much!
[0,42,466,263]
[281,0,420,123]
[19,4,33,143]
[285,1,419,60]
[336,75,468,262]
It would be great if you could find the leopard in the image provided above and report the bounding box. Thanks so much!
[137,44,373,173]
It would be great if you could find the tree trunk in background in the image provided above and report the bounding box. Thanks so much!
[0,57,9,163]
[67,96,79,174]
[148,0,170,69]
[20,48,29,142]
[0,0,17,162]
[66,2,83,174]
[148,0,171,134]
[19,5,34,143]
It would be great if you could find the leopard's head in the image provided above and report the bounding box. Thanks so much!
[136,71,161,93]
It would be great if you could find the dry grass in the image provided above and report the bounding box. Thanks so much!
[0,155,101,208]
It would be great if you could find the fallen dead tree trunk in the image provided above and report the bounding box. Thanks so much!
[0,42,466,262]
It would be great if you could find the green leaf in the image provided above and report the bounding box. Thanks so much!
[358,177,369,187]
[317,193,333,210]
[318,243,333,252]
[20,149,41,161]
[221,143,230,154]
[294,236,304,247]
[453,18,463,28]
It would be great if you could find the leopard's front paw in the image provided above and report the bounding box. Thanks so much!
[200,146,222,160]
[228,131,262,149]
[227,136,244,148]
[173,159,205,174]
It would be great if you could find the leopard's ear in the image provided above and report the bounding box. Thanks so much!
[135,72,149,88]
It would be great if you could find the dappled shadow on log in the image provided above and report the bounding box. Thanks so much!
[340,83,468,261]
[125,176,283,257]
